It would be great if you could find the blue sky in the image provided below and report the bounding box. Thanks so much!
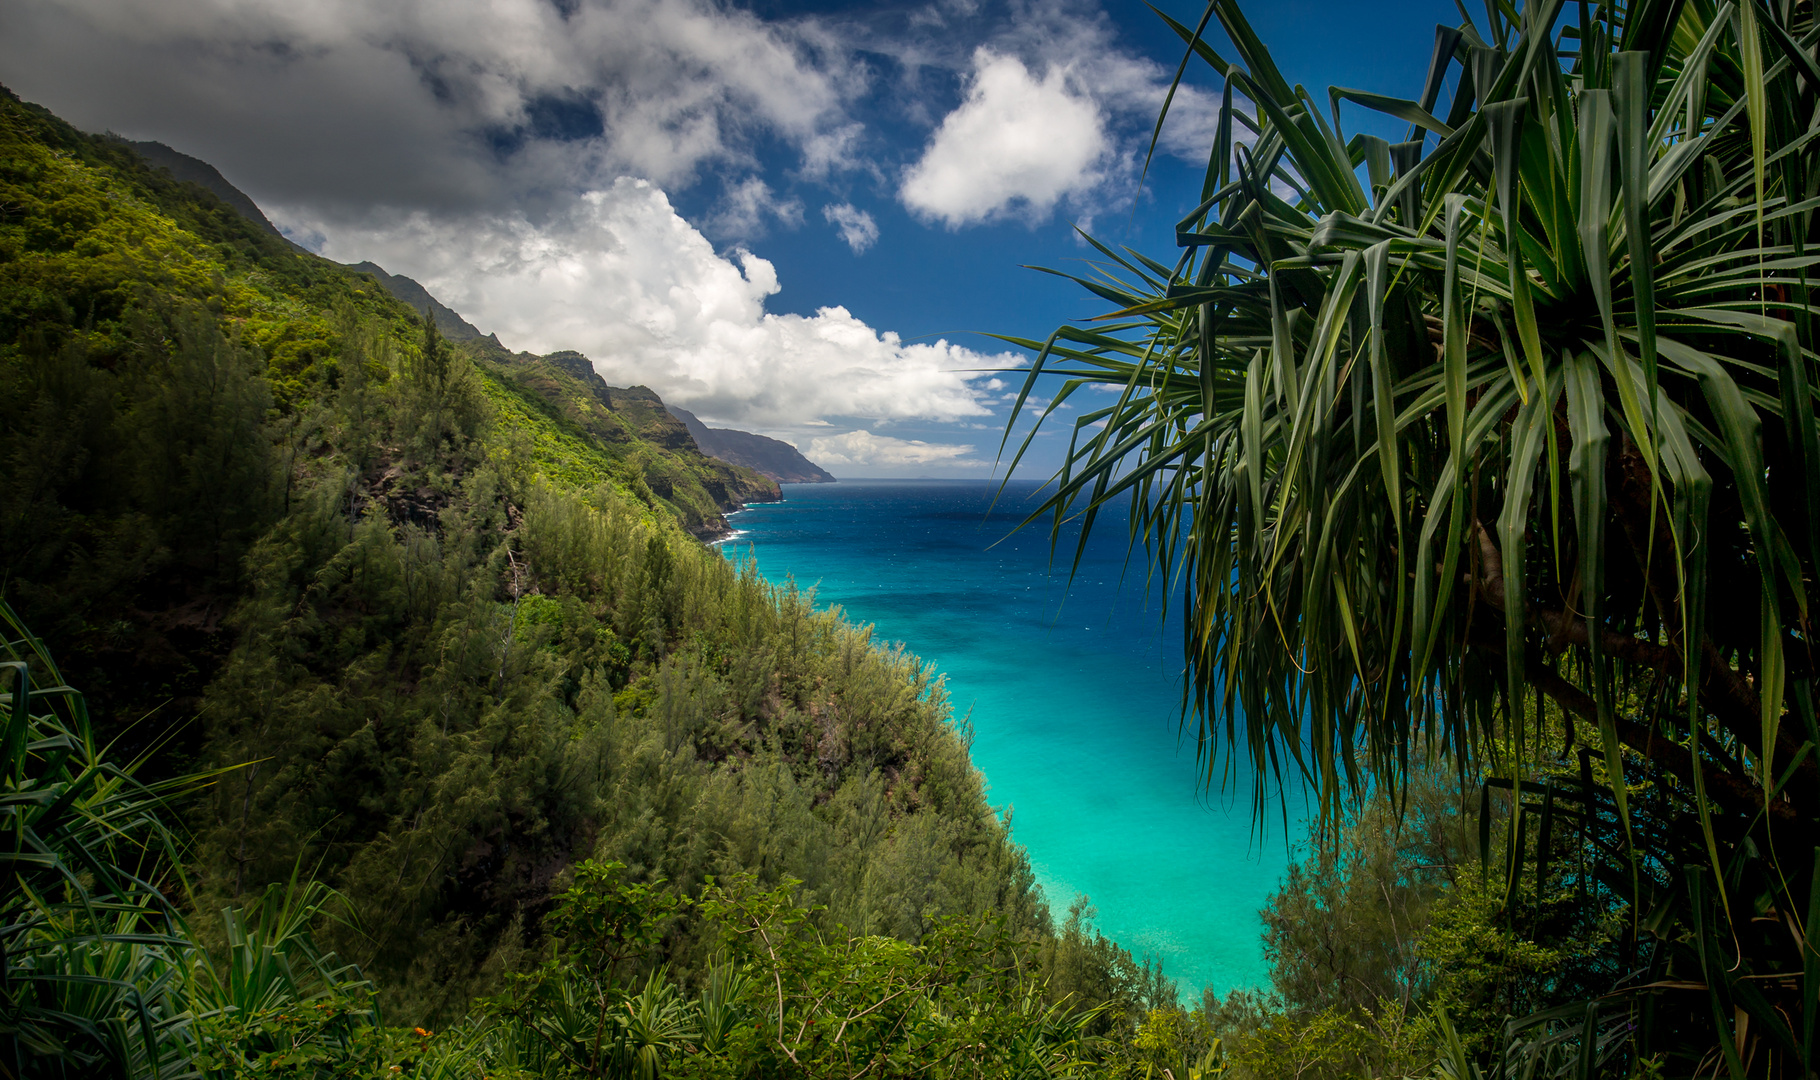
[1,0,1463,476]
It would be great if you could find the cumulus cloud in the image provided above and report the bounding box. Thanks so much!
[303,178,1015,428]
[2,0,1224,234]
[901,49,1108,227]
[898,0,1221,227]
[708,176,804,240]
[0,0,863,215]
[822,202,879,253]
[808,429,978,469]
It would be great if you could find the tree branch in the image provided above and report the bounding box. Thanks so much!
[1470,631,1793,822]
[1608,436,1817,805]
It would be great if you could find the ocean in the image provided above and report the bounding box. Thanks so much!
[720,478,1301,999]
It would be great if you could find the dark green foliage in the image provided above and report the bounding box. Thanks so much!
[1036,897,1178,1041]
[484,860,701,1079]
[1259,773,1472,1024]
[0,82,782,748]
[0,83,427,740]
[127,313,277,576]
[693,871,1094,1079]
[0,601,198,1078]
[186,426,1049,1019]
[1233,761,1616,1077]
[0,82,1125,1065]
[0,311,280,750]
[0,611,1114,1080]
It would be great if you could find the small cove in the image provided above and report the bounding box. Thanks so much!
[723,478,1302,998]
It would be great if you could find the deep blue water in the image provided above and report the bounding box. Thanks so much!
[721,478,1300,999]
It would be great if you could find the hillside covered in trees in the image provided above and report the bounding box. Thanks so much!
[2,42,1647,1077]
[0,82,1197,1077]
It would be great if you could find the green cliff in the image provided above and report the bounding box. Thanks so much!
[0,82,1031,1003]
[0,83,1171,1077]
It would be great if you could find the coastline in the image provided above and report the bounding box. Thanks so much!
[717,478,1291,998]
[691,481,794,543]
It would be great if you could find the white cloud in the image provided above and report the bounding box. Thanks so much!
[897,0,1223,228]
[808,429,977,468]
[822,202,879,253]
[709,176,804,239]
[303,177,1018,428]
[900,48,1108,227]
[985,0,1222,162]
[4,0,1225,244]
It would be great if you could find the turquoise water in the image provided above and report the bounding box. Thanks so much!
[721,478,1300,999]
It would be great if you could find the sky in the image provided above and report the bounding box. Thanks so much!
[0,0,1463,476]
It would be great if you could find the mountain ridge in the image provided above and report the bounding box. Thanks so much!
[126,139,288,239]
[118,135,838,493]
[668,405,837,484]
[0,84,1072,1040]
[346,260,491,343]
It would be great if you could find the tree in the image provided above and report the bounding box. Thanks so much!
[1002,1,1819,1074]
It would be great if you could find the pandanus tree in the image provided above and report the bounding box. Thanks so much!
[1003,0,1819,1074]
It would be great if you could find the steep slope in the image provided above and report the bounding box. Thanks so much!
[348,259,488,342]
[468,343,779,537]
[670,405,838,483]
[115,134,790,526]
[1,87,435,732]
[345,272,780,534]
[127,139,287,239]
[0,84,1053,1026]
[343,256,832,489]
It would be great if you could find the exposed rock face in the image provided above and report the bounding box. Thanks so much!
[595,380,699,454]
[542,350,613,406]
[667,406,837,484]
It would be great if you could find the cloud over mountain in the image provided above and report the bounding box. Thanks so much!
[808,429,979,469]
[0,0,1224,470]
[302,179,1013,429]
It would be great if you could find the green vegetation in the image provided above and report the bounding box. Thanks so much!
[0,82,1192,1077]
[1005,0,1820,1076]
[465,343,779,538]
[0,601,1099,1077]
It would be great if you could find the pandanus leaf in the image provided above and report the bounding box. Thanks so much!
[1003,1,1820,1063]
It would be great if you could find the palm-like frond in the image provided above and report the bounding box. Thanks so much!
[1004,0,1820,1072]
[1,600,201,1077]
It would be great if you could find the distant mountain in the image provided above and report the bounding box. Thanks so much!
[464,342,780,533]
[667,407,836,484]
[347,261,489,343]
